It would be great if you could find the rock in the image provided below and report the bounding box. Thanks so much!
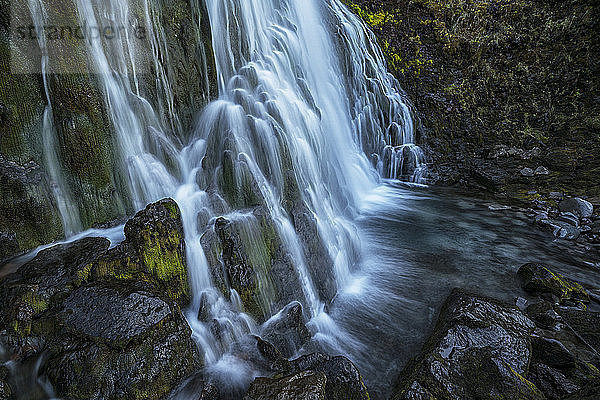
[200,207,307,323]
[0,366,11,400]
[534,212,549,223]
[553,221,581,240]
[555,308,600,352]
[0,199,200,399]
[254,335,290,371]
[0,156,64,259]
[91,198,191,307]
[391,289,543,400]
[556,212,580,227]
[591,220,600,234]
[244,370,327,400]
[559,198,594,219]
[287,353,370,400]
[0,237,111,353]
[534,166,550,175]
[529,363,580,400]
[549,192,564,201]
[562,379,600,400]
[520,167,535,177]
[45,284,201,400]
[261,301,312,359]
[525,301,561,329]
[197,291,214,322]
[531,335,576,368]
[517,263,589,303]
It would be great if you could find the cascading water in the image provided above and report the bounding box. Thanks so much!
[24,0,426,395]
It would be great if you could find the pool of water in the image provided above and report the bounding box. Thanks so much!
[314,182,600,399]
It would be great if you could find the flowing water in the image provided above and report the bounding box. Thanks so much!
[8,0,600,399]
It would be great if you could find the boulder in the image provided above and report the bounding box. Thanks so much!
[391,289,544,400]
[534,166,549,175]
[44,284,201,400]
[286,353,370,400]
[261,301,312,359]
[528,363,579,400]
[90,198,191,306]
[517,263,589,304]
[244,370,327,400]
[562,379,600,400]
[200,207,306,323]
[559,198,594,219]
[0,199,200,399]
[520,167,535,177]
[555,308,600,353]
[0,236,110,352]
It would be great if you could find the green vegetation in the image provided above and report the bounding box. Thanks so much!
[345,0,600,196]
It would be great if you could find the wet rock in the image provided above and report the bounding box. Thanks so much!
[0,156,64,259]
[197,291,213,322]
[0,232,18,261]
[559,198,594,219]
[520,167,535,177]
[201,207,306,323]
[244,370,327,400]
[0,199,199,399]
[261,301,312,359]
[525,301,561,329]
[549,192,564,201]
[0,237,110,354]
[286,353,370,400]
[254,335,290,371]
[591,220,600,234]
[529,363,580,400]
[554,222,581,240]
[91,198,190,306]
[555,308,600,352]
[556,212,580,227]
[391,289,543,400]
[534,166,549,175]
[517,263,589,304]
[45,284,201,400]
[531,335,576,369]
[562,379,600,400]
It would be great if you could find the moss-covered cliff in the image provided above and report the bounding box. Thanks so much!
[344,0,600,200]
[0,0,217,260]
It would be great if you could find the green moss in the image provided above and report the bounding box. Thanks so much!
[519,263,589,302]
[139,227,189,304]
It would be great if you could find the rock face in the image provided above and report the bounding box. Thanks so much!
[391,289,543,400]
[201,207,308,322]
[0,198,200,400]
[0,0,217,261]
[517,263,589,304]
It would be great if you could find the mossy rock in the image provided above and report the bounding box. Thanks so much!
[518,263,590,303]
[44,283,201,400]
[90,198,191,307]
[391,289,543,400]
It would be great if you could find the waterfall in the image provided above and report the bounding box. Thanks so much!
[26,0,83,236]
[26,0,425,381]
